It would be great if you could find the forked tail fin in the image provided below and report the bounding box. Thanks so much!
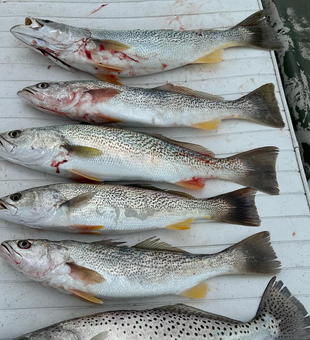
[233,10,283,50]
[254,277,310,339]
[223,231,281,275]
[227,146,279,195]
[236,84,285,128]
[203,188,260,226]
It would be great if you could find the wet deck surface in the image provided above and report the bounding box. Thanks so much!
[0,0,309,338]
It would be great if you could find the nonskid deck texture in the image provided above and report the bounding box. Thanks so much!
[0,0,309,338]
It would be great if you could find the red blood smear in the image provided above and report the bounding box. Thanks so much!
[161,63,168,70]
[190,177,205,188]
[47,65,51,69]
[292,232,296,237]
[90,4,107,15]
[99,44,105,51]
[51,160,68,173]
[85,49,92,60]
[111,51,139,63]
[32,40,37,45]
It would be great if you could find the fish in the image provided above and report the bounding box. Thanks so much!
[17,81,285,129]
[0,183,261,233]
[10,11,282,84]
[0,124,280,194]
[0,232,280,304]
[12,277,310,340]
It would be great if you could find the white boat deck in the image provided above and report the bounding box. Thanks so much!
[0,0,309,338]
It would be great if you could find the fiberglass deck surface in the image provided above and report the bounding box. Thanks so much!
[0,0,310,338]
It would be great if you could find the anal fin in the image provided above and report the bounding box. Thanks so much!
[191,119,221,130]
[165,218,193,230]
[95,73,123,85]
[180,282,208,299]
[72,225,104,233]
[176,178,205,190]
[69,289,103,304]
[192,49,223,64]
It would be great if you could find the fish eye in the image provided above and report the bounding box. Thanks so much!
[10,192,22,202]
[36,82,49,89]
[8,130,21,138]
[17,240,32,249]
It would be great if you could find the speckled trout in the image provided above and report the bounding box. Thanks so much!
[10,11,282,83]
[0,232,280,304]
[18,81,284,129]
[0,125,279,194]
[13,277,310,340]
[0,184,260,233]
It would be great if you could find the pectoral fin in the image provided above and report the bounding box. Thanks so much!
[180,282,208,299]
[62,145,103,158]
[67,263,105,284]
[191,119,221,130]
[165,218,193,230]
[90,332,109,340]
[95,39,130,51]
[192,49,223,64]
[71,225,104,234]
[69,169,102,182]
[176,178,205,190]
[69,289,103,304]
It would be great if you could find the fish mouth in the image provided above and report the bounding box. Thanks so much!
[0,200,9,213]
[18,88,35,97]
[0,242,22,264]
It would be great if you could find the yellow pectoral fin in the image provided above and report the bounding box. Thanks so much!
[180,282,208,299]
[72,225,104,234]
[69,169,102,182]
[193,49,223,64]
[191,119,221,130]
[67,263,105,284]
[69,289,103,304]
[165,218,193,230]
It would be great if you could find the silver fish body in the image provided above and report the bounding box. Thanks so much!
[0,232,280,303]
[0,183,260,233]
[14,278,310,340]
[0,125,279,194]
[17,81,284,129]
[10,11,282,82]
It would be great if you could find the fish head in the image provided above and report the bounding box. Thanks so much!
[10,18,86,72]
[0,126,65,166]
[0,239,70,280]
[0,186,66,226]
[17,81,88,113]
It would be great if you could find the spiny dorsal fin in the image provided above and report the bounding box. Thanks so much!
[145,132,215,158]
[134,237,188,253]
[154,83,224,101]
[91,239,126,247]
[128,184,195,199]
[155,304,241,323]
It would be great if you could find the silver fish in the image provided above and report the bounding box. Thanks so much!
[13,277,310,340]
[0,183,260,233]
[0,125,279,194]
[10,11,282,83]
[17,81,284,129]
[0,232,280,304]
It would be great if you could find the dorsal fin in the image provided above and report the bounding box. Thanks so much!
[145,132,214,158]
[128,184,196,199]
[134,237,188,253]
[91,239,126,247]
[154,304,241,323]
[154,83,224,101]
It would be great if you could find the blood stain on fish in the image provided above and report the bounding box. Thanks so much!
[51,160,68,174]
[110,51,139,63]
[90,4,107,15]
[161,63,168,70]
[47,65,51,69]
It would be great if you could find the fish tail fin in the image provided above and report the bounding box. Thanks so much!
[233,10,283,50]
[253,277,310,339]
[203,188,260,226]
[236,83,285,128]
[224,231,281,275]
[226,146,279,195]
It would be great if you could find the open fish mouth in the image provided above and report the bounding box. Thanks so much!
[0,200,8,212]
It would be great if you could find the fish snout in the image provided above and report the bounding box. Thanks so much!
[0,242,22,264]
